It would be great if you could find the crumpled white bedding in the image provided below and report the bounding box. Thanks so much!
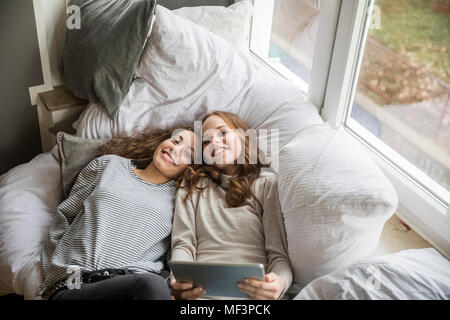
[294,248,450,300]
[0,151,60,299]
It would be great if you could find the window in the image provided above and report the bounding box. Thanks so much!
[320,0,450,254]
[348,0,450,204]
[249,0,321,93]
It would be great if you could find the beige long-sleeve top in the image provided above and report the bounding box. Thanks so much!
[171,171,293,297]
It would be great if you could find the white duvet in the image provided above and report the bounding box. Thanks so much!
[0,151,60,299]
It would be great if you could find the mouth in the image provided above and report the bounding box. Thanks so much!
[162,150,177,166]
[211,146,228,157]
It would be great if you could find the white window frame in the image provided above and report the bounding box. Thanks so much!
[320,0,450,257]
[249,0,341,97]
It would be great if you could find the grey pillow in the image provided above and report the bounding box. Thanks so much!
[61,0,157,118]
[56,132,109,198]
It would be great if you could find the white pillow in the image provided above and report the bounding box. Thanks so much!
[294,248,450,300]
[76,4,323,162]
[278,123,398,286]
[76,4,252,138]
[172,0,253,52]
[136,4,253,110]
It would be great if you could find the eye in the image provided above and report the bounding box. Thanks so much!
[172,137,180,144]
[202,139,210,145]
[219,128,230,136]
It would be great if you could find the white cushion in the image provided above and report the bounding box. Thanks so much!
[136,5,252,113]
[173,0,253,53]
[294,248,450,300]
[278,123,398,285]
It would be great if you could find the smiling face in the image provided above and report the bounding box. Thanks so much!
[202,115,243,169]
[152,129,195,179]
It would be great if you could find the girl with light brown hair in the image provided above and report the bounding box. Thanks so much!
[170,111,293,300]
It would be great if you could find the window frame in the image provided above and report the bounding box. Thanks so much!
[249,0,340,98]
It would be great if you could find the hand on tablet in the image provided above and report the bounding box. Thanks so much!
[170,277,206,300]
[237,272,286,300]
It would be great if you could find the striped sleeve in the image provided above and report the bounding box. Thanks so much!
[42,157,107,273]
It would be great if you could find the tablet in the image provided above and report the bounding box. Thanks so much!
[168,261,265,298]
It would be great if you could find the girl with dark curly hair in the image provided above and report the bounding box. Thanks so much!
[38,127,195,300]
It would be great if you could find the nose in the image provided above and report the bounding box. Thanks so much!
[210,133,222,145]
[171,143,184,162]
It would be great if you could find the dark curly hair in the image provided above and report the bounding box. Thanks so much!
[98,126,193,182]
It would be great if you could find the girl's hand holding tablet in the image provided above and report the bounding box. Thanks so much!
[170,277,206,300]
[237,272,286,300]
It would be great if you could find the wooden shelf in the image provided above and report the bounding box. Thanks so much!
[36,85,88,151]
[38,85,88,112]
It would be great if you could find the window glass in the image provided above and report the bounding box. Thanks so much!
[250,0,320,91]
[349,0,450,192]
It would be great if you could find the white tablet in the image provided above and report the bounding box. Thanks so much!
[168,260,265,298]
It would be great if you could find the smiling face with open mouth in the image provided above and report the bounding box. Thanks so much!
[202,115,243,169]
[153,129,195,179]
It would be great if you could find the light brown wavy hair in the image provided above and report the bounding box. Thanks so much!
[180,111,270,207]
[98,126,193,182]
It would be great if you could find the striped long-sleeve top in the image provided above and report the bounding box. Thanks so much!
[37,155,176,299]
